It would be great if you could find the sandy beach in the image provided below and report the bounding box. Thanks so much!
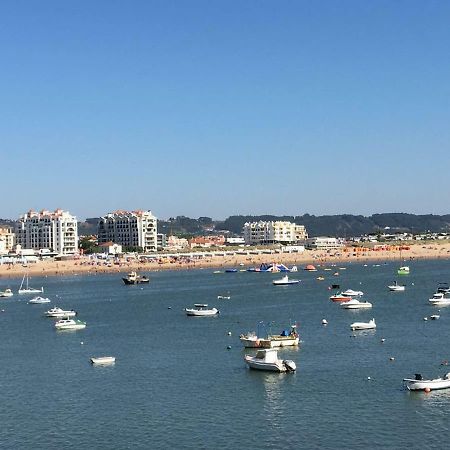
[1,241,450,280]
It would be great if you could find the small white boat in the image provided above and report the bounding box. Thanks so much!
[28,296,51,304]
[388,281,406,291]
[217,294,231,299]
[18,274,43,294]
[341,299,373,309]
[350,318,376,331]
[45,307,77,318]
[430,314,440,320]
[90,356,116,365]
[272,275,300,285]
[428,292,450,306]
[403,373,450,391]
[398,266,410,275]
[185,304,219,316]
[342,289,364,297]
[55,318,86,330]
[0,288,14,298]
[244,349,296,372]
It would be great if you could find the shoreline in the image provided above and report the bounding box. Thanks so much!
[1,242,450,280]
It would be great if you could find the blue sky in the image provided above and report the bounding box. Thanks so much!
[2,0,449,220]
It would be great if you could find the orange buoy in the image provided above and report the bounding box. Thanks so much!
[425,387,431,393]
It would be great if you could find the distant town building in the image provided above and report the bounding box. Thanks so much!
[189,235,226,249]
[166,235,189,250]
[97,210,157,253]
[243,221,308,245]
[15,209,78,255]
[0,227,15,254]
[305,236,343,250]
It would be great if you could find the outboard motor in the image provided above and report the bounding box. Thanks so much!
[283,360,296,372]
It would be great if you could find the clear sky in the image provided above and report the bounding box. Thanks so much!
[2,0,449,220]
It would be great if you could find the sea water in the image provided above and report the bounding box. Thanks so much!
[1,259,450,449]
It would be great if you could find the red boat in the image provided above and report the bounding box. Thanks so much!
[330,293,352,302]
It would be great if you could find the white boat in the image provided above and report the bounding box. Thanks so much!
[350,318,376,331]
[18,274,43,294]
[428,292,450,306]
[185,304,219,316]
[398,266,410,275]
[341,299,373,309]
[90,356,116,365]
[55,318,86,330]
[28,296,51,304]
[272,275,300,285]
[240,324,300,348]
[217,294,231,299]
[388,281,406,291]
[244,349,296,372]
[342,289,364,297]
[45,307,77,318]
[0,288,14,298]
[403,373,450,391]
[436,282,450,294]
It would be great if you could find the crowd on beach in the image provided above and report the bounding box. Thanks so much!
[1,241,450,280]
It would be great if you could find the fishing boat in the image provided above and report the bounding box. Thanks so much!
[403,373,450,391]
[388,281,406,291]
[272,275,300,285]
[122,271,149,285]
[340,299,372,309]
[244,349,296,372]
[45,307,77,318]
[90,356,116,365]
[55,318,86,330]
[240,324,300,348]
[0,288,13,298]
[18,274,43,294]
[397,266,410,275]
[184,304,219,316]
[350,318,376,331]
[28,296,51,304]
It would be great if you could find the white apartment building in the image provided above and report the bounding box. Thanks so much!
[15,209,78,255]
[243,221,308,245]
[97,210,157,252]
[0,227,15,254]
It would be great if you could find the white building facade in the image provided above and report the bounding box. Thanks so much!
[15,209,78,255]
[97,210,157,252]
[243,221,308,245]
[0,227,15,255]
[305,236,343,249]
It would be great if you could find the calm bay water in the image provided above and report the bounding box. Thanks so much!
[1,259,450,449]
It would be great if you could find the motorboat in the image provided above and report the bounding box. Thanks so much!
[18,274,43,294]
[403,373,450,391]
[272,275,300,285]
[342,289,364,297]
[185,304,219,316]
[388,281,406,291]
[240,324,300,348]
[225,268,238,273]
[55,318,86,330]
[350,318,376,331]
[341,299,372,309]
[436,282,450,294]
[330,292,353,302]
[90,356,116,365]
[430,314,440,320]
[244,349,296,372]
[217,293,231,299]
[428,292,450,306]
[28,296,51,304]
[122,271,149,285]
[45,307,77,318]
[397,266,410,275]
[0,288,13,298]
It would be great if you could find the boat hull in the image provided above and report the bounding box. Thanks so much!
[185,309,219,316]
[91,357,116,365]
[404,379,450,391]
[244,356,287,372]
[341,302,372,309]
